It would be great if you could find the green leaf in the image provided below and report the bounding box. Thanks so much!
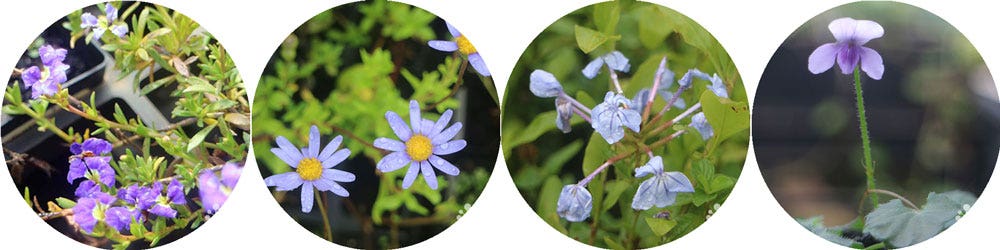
[699,91,750,143]
[691,190,717,207]
[706,174,735,194]
[55,197,77,209]
[181,77,216,94]
[574,25,609,54]
[23,187,31,207]
[691,159,715,191]
[592,1,620,34]
[537,176,568,234]
[637,6,673,49]
[644,217,678,236]
[864,190,976,247]
[797,216,859,247]
[602,180,630,211]
[187,125,215,152]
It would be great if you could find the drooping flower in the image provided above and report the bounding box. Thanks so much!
[428,22,490,76]
[582,51,630,79]
[197,162,245,214]
[808,17,884,80]
[631,156,695,210]
[592,92,641,144]
[690,112,714,141]
[72,192,115,233]
[375,100,465,190]
[67,138,115,187]
[529,70,563,98]
[556,184,592,222]
[80,3,128,40]
[265,125,354,213]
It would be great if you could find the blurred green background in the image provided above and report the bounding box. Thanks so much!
[502,0,748,248]
[753,2,998,226]
[252,1,499,248]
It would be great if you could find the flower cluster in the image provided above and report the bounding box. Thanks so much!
[20,45,70,99]
[67,138,243,234]
[530,51,731,222]
[81,3,128,40]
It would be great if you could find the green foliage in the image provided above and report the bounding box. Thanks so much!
[503,1,748,248]
[864,191,975,248]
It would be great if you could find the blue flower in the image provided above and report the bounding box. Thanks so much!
[67,138,115,187]
[631,156,695,210]
[678,69,709,88]
[104,206,140,233]
[72,192,115,233]
[21,45,69,99]
[428,22,490,76]
[582,51,630,79]
[119,184,157,211]
[690,112,714,140]
[592,92,641,144]
[529,69,563,98]
[808,17,884,80]
[706,74,729,98]
[265,125,354,213]
[375,100,465,190]
[80,3,128,40]
[556,184,592,222]
[555,96,574,133]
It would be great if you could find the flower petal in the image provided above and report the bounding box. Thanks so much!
[852,20,884,45]
[275,136,303,166]
[409,100,422,134]
[429,155,460,176]
[318,135,343,162]
[321,148,350,169]
[430,109,453,137]
[433,139,466,155]
[529,69,563,98]
[837,44,861,75]
[601,51,630,73]
[446,22,461,37]
[634,156,664,178]
[581,57,604,79]
[373,138,405,151]
[690,112,714,141]
[664,171,695,192]
[111,25,128,38]
[271,147,300,168]
[80,13,98,28]
[631,176,666,210]
[468,53,491,76]
[401,163,420,189]
[21,66,41,86]
[420,161,438,190]
[328,183,350,197]
[324,168,356,183]
[378,151,412,173]
[300,182,314,213]
[432,122,462,145]
[308,125,321,158]
[385,111,412,141]
[828,17,858,42]
[808,43,839,74]
[264,172,303,191]
[556,184,592,222]
[859,46,884,80]
[428,40,458,52]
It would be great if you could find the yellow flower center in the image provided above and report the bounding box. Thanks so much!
[405,134,433,161]
[296,158,323,181]
[456,35,476,55]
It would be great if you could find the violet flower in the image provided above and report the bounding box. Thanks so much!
[80,3,128,39]
[104,206,139,233]
[375,100,465,190]
[808,17,884,80]
[72,192,115,233]
[631,156,695,210]
[21,45,69,99]
[264,125,354,213]
[428,22,490,76]
[67,138,115,187]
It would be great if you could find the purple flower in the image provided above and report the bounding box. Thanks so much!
[21,66,41,88]
[221,162,242,189]
[80,3,128,39]
[104,206,139,232]
[119,184,157,211]
[39,45,67,67]
[74,180,101,198]
[375,100,465,190]
[808,17,884,80]
[20,45,70,99]
[265,125,355,213]
[166,179,186,205]
[582,51,630,79]
[631,156,694,210]
[67,138,115,187]
[592,92,641,144]
[690,112,714,141]
[428,22,490,76]
[556,184,592,222]
[198,162,244,214]
[72,193,115,234]
[142,180,188,218]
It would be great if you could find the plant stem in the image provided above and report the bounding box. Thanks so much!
[853,66,878,208]
[868,189,919,210]
[316,189,333,242]
[608,67,623,94]
[424,59,468,111]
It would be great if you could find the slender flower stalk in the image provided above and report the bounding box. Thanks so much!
[854,66,878,208]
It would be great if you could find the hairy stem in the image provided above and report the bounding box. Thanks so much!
[854,67,878,208]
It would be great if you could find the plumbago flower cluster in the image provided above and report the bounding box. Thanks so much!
[801,17,977,249]
[5,2,249,248]
[531,51,729,223]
